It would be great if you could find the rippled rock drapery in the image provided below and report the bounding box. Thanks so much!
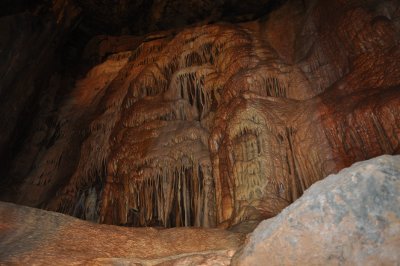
[233,155,400,265]
[0,0,399,228]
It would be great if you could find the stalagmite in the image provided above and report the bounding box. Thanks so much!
[0,0,399,230]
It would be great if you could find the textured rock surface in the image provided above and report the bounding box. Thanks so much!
[0,0,399,228]
[233,155,400,265]
[0,201,243,265]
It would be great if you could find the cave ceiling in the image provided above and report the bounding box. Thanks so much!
[75,0,285,35]
[1,0,286,35]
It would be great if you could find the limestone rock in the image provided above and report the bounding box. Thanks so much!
[233,155,400,265]
[1,0,400,229]
[0,201,243,265]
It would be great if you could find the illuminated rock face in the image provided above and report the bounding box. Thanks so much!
[233,155,400,265]
[2,0,400,228]
[0,201,243,265]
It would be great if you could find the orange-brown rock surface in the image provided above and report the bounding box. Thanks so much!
[1,156,398,265]
[0,201,243,265]
[0,0,399,229]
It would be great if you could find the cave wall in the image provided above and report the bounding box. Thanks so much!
[0,0,399,228]
[0,0,82,192]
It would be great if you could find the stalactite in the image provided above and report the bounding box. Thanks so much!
[8,0,400,230]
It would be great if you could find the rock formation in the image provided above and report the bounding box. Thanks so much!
[0,201,243,265]
[233,155,400,265]
[1,155,398,265]
[0,0,399,229]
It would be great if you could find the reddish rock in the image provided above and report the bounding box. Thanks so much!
[0,201,243,265]
[0,0,399,229]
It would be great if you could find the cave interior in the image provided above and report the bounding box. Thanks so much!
[0,0,399,258]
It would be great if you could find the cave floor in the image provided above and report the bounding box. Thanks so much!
[0,201,244,265]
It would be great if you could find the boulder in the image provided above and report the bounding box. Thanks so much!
[234,155,400,265]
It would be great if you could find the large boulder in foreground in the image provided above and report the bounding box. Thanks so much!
[234,155,400,265]
[0,201,243,265]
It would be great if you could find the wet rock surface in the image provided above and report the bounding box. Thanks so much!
[233,155,400,265]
